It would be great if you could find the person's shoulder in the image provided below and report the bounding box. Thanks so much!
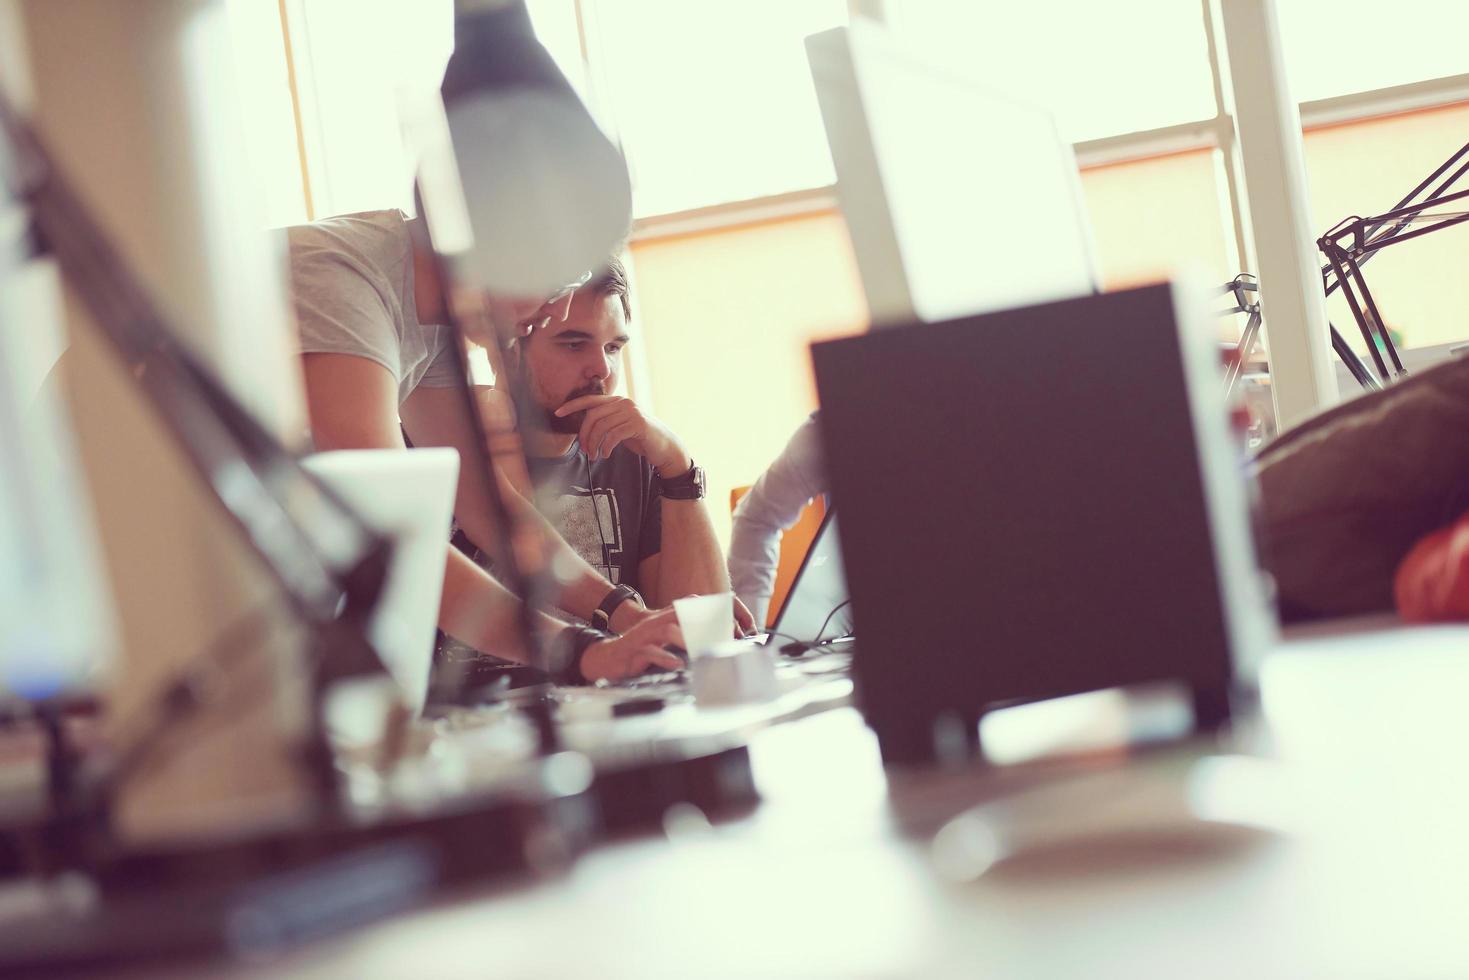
[287,209,408,253]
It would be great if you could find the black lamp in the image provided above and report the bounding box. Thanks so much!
[433,0,632,298]
[1317,140,1469,385]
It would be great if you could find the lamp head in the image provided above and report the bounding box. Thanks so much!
[435,0,631,298]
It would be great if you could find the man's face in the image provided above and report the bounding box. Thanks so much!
[510,289,629,435]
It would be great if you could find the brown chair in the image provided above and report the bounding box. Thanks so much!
[730,486,827,627]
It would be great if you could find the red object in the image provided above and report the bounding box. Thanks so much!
[1394,512,1469,622]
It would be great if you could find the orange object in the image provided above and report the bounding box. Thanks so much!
[730,486,827,628]
[1394,512,1469,622]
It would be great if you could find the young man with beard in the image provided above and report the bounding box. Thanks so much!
[490,257,753,630]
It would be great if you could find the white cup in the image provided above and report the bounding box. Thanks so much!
[691,640,778,707]
[672,592,734,659]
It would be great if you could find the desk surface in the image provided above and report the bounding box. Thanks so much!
[117,622,1469,978]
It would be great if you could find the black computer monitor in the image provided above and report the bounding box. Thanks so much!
[812,282,1270,766]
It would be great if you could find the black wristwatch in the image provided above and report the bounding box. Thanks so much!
[548,626,608,685]
[657,459,706,500]
[590,583,642,633]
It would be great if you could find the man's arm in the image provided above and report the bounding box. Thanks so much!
[640,499,755,635]
[637,498,730,608]
[556,394,749,628]
[303,354,559,660]
[301,353,679,677]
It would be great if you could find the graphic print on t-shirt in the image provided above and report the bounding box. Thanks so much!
[543,484,626,584]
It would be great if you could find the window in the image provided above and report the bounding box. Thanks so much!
[1304,103,1469,353]
[224,0,308,225]
[584,0,848,217]
[884,0,1218,142]
[283,0,453,219]
[1279,0,1469,103]
[1079,149,1234,300]
[525,0,591,106]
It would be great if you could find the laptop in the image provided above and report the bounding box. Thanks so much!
[301,448,460,713]
[765,510,852,650]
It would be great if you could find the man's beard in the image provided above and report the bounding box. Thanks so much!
[545,381,605,434]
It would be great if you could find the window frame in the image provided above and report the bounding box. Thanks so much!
[268,0,1469,391]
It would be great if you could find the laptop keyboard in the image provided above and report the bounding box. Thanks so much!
[605,668,687,690]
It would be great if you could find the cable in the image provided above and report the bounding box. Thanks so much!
[815,598,853,645]
[762,599,855,657]
[584,451,614,589]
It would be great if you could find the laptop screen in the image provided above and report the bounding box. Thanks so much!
[770,511,852,645]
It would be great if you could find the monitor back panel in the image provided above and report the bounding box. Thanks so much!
[812,283,1244,761]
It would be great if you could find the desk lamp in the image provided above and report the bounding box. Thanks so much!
[1220,140,1469,397]
[1317,140,1469,385]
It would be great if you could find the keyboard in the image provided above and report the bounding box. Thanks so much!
[605,668,687,691]
[427,655,550,708]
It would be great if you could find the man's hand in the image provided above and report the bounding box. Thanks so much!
[555,394,690,476]
[608,598,657,635]
[611,596,753,640]
[733,595,757,637]
[578,607,686,682]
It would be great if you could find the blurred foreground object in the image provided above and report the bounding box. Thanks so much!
[814,282,1272,766]
[418,0,632,298]
[1252,356,1469,622]
[0,155,116,708]
[3,0,360,841]
[1395,510,1469,622]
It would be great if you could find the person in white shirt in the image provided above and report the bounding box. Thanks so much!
[727,412,827,626]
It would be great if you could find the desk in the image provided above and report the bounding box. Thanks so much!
[89,622,1469,978]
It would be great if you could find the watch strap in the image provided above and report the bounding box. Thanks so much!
[590,583,642,632]
[657,460,706,500]
[547,626,609,685]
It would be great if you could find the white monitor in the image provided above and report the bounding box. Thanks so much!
[806,20,1100,328]
[301,448,459,714]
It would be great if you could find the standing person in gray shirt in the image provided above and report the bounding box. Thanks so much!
[288,209,683,683]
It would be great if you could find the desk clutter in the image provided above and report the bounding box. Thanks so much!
[8,623,1468,976]
[0,649,855,973]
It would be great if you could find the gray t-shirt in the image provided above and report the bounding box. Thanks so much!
[287,209,459,405]
[526,443,664,594]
